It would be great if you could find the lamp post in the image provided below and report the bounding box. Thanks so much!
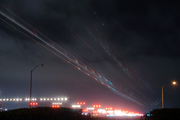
[162,81,176,109]
[30,64,44,108]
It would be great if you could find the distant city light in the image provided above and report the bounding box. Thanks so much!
[86,108,94,110]
[93,104,101,108]
[98,109,106,113]
[52,105,60,108]
[52,103,62,105]
[72,105,81,108]
[77,102,85,105]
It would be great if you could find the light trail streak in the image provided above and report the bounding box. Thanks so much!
[71,1,157,97]
[0,6,144,106]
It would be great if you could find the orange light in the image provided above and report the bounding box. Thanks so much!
[77,102,79,104]
[80,102,82,105]
[93,105,95,107]
[82,109,88,112]
[83,102,85,105]
[172,81,176,85]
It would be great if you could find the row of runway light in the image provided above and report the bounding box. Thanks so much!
[0,98,68,101]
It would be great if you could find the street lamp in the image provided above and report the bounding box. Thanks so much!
[30,64,44,108]
[162,81,176,109]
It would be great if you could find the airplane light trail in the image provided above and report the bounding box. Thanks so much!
[0,7,144,106]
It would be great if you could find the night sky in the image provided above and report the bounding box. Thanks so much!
[0,0,180,113]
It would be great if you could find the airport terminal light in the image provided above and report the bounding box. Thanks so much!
[30,64,44,108]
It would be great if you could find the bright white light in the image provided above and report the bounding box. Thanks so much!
[10,99,12,101]
[28,98,30,101]
[98,109,106,113]
[65,98,67,101]
[6,99,9,101]
[32,98,34,101]
[54,98,56,100]
[13,99,15,101]
[44,98,46,101]
[35,98,37,101]
[72,105,81,108]
[40,98,43,101]
[3,99,5,101]
[47,98,49,101]
[87,108,94,110]
[107,110,114,114]
[20,99,22,101]
[51,98,53,100]
[61,98,63,100]
[0,99,2,101]
[16,99,19,101]
[52,103,62,105]
[57,98,60,100]
[114,110,122,116]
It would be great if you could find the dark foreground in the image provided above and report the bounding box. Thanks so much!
[1,107,180,120]
[0,107,143,120]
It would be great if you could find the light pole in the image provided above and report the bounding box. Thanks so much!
[162,81,176,109]
[30,64,44,108]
